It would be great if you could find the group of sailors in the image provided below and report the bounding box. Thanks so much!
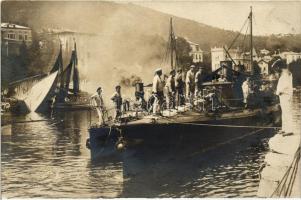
[91,64,208,125]
[90,85,123,125]
[90,64,255,125]
[91,59,295,137]
[152,64,206,115]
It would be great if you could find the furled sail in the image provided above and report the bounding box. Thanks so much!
[50,43,63,75]
[63,49,79,94]
[72,44,80,94]
[64,61,72,92]
[55,41,80,103]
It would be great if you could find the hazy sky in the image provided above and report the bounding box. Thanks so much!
[132,1,301,35]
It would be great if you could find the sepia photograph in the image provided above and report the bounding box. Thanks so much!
[1,0,301,198]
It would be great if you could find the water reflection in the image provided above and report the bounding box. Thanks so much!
[120,131,272,198]
[1,90,300,198]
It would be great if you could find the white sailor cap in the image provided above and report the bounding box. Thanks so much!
[271,59,286,69]
[155,68,162,73]
[190,65,196,68]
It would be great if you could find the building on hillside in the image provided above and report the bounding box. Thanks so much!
[211,47,250,71]
[187,40,203,63]
[211,47,226,71]
[1,23,32,56]
[257,58,270,75]
[1,23,32,44]
[280,51,301,64]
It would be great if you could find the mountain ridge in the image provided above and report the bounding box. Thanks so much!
[2,1,300,53]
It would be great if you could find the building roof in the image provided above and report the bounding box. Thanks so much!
[1,23,31,30]
[187,40,198,46]
[281,51,301,56]
[186,39,203,52]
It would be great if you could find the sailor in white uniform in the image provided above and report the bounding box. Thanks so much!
[111,85,123,121]
[152,68,164,115]
[165,69,176,109]
[274,59,294,135]
[91,87,106,125]
[185,65,196,104]
[242,77,251,105]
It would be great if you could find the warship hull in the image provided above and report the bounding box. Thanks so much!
[88,104,280,159]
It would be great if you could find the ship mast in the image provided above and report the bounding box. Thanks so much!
[169,18,177,71]
[249,6,253,75]
[170,18,174,70]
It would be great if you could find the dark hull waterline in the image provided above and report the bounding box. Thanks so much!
[88,104,280,159]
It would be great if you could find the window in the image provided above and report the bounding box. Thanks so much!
[19,35,23,40]
[8,33,16,39]
[24,35,28,40]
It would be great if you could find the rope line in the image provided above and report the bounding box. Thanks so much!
[186,128,265,159]
[241,24,249,53]
[228,17,249,50]
[163,120,280,129]
[270,145,301,197]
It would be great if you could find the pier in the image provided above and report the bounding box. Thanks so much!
[257,89,301,197]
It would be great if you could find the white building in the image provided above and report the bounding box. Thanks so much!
[1,23,32,56]
[1,23,32,44]
[211,47,247,71]
[280,51,301,64]
[211,47,260,73]
[211,47,227,71]
[187,40,203,63]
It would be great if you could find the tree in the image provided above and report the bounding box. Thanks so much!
[289,59,301,87]
[175,37,192,71]
[18,40,29,78]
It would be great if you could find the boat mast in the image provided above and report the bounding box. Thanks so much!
[169,17,178,71]
[249,6,253,75]
[170,18,174,70]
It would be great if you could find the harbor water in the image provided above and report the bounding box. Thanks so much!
[1,90,300,198]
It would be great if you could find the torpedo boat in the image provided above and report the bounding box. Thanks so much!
[87,8,281,159]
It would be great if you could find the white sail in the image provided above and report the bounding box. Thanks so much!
[24,71,58,112]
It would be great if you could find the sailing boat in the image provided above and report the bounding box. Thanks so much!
[87,9,280,159]
[52,41,91,110]
[23,44,64,113]
[23,39,91,113]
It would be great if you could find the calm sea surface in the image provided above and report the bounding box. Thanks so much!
[2,90,300,198]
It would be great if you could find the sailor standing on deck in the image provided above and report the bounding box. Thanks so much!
[195,66,206,97]
[274,59,294,135]
[152,68,164,115]
[186,65,196,104]
[242,77,251,106]
[111,85,123,121]
[165,69,176,109]
[91,87,106,125]
[175,69,185,106]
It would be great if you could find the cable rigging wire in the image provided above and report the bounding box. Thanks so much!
[227,17,249,50]
[241,25,249,53]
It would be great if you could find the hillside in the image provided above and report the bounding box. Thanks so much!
[2,1,301,51]
[2,1,301,95]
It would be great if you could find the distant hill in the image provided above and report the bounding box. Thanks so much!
[2,1,301,92]
[2,1,301,52]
